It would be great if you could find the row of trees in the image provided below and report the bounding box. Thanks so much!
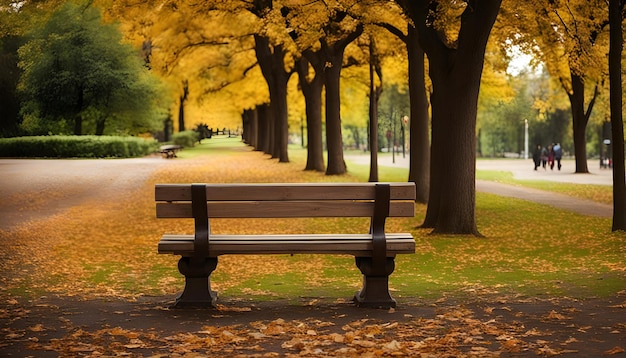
[2,0,625,233]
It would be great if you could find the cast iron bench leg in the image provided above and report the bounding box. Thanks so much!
[353,256,397,308]
[174,256,218,308]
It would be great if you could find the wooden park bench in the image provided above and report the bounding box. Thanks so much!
[155,182,416,308]
[159,144,182,159]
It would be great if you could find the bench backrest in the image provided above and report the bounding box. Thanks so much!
[155,183,415,219]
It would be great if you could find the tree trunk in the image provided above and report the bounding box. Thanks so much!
[324,48,347,175]
[178,80,189,132]
[407,24,430,203]
[273,66,290,163]
[404,0,501,235]
[254,35,290,163]
[321,24,364,175]
[296,57,325,172]
[368,37,383,182]
[609,0,625,231]
[256,104,270,153]
[568,73,595,174]
[74,85,84,135]
[95,117,105,136]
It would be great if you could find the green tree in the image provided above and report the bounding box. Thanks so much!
[18,1,166,136]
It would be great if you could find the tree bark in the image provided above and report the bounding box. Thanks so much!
[406,25,430,203]
[254,34,290,163]
[95,117,106,136]
[368,36,383,182]
[74,84,84,135]
[567,73,599,174]
[256,103,270,153]
[401,0,502,235]
[323,46,346,175]
[296,57,325,172]
[609,0,625,231]
[178,80,189,132]
[321,24,364,175]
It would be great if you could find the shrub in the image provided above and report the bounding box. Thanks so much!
[171,131,199,148]
[0,135,158,158]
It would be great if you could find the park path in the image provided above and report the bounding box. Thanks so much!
[347,154,613,218]
[0,157,169,231]
[0,152,614,232]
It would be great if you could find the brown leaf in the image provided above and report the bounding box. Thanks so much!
[604,346,625,355]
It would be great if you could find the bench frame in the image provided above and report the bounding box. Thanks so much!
[159,144,182,159]
[155,182,415,309]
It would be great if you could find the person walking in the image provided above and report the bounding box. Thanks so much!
[532,144,542,170]
[548,144,555,170]
[553,143,563,170]
[541,145,548,170]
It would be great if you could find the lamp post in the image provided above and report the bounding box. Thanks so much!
[402,115,408,158]
[392,116,396,164]
[524,119,529,160]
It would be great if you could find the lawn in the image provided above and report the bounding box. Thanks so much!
[2,137,624,305]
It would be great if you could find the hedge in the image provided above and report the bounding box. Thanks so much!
[0,135,159,158]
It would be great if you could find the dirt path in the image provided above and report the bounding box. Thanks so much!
[0,157,168,231]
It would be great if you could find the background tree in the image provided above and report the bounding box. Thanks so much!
[0,0,63,136]
[511,0,610,173]
[18,2,167,135]
[296,55,325,172]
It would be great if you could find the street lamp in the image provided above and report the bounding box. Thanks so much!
[524,119,528,160]
[402,115,408,158]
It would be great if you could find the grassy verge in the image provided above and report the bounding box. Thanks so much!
[2,138,623,305]
[476,170,612,205]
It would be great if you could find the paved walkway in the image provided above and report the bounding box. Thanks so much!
[346,154,614,218]
[0,157,167,231]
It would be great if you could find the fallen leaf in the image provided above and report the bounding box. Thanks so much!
[604,346,625,355]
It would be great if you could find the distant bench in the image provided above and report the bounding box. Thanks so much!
[159,145,182,159]
[155,182,416,308]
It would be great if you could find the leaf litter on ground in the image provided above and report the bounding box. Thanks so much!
[1,140,624,356]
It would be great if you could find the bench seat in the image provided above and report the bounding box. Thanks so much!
[159,233,415,256]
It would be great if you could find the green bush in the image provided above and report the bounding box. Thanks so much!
[0,135,158,158]
[171,131,199,148]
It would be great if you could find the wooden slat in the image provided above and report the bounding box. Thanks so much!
[158,233,415,256]
[155,182,416,202]
[156,201,415,218]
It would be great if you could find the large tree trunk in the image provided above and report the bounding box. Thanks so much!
[403,0,501,235]
[368,36,383,182]
[296,57,325,172]
[609,0,625,231]
[407,25,430,203]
